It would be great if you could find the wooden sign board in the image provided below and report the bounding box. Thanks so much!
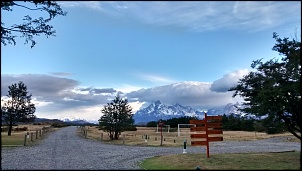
[190,134,207,138]
[206,116,222,120]
[207,123,222,129]
[189,120,206,125]
[208,130,223,134]
[190,127,206,132]
[208,136,223,142]
[189,113,223,158]
[191,141,207,146]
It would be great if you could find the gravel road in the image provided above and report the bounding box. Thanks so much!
[1,126,300,170]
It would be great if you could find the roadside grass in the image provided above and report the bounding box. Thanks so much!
[81,126,300,170]
[81,126,300,147]
[1,124,58,147]
[139,151,300,170]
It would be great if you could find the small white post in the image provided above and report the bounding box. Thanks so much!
[183,139,187,153]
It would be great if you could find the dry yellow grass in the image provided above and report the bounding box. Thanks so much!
[1,124,59,146]
[80,126,299,147]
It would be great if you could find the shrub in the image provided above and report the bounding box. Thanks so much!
[14,127,28,131]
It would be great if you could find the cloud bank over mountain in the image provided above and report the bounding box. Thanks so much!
[1,69,246,121]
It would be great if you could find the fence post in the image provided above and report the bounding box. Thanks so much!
[36,130,38,139]
[123,134,125,144]
[31,132,34,141]
[39,130,42,137]
[101,133,103,141]
[24,134,27,146]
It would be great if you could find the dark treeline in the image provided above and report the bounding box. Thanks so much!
[146,116,199,128]
[146,114,287,134]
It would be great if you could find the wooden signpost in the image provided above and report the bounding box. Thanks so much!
[189,113,223,158]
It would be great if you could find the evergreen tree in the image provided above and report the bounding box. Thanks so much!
[229,32,301,140]
[1,81,36,136]
[98,94,134,140]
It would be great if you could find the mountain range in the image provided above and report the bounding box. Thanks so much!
[32,101,249,125]
[133,100,248,124]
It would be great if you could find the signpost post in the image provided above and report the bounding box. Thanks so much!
[158,120,165,146]
[190,113,223,158]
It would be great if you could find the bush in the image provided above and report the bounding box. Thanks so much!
[33,122,42,125]
[124,125,137,131]
[1,127,8,132]
[14,127,28,131]
[51,122,67,128]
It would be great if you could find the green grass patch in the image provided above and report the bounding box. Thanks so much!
[140,151,300,170]
[1,132,26,146]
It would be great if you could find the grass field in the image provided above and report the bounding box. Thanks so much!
[139,151,300,170]
[1,124,58,146]
[81,126,300,170]
[80,126,300,147]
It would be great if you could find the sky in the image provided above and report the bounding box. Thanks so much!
[1,1,301,122]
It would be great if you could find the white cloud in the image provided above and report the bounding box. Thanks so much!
[126,81,244,110]
[1,72,246,122]
[135,73,178,85]
[60,1,301,33]
[114,84,144,94]
[210,69,250,93]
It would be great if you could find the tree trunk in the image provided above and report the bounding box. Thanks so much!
[114,131,119,140]
[8,121,13,136]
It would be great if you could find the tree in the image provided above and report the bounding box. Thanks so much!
[1,81,36,136]
[98,94,134,140]
[229,32,301,141]
[1,1,67,48]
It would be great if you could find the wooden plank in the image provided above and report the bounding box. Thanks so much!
[190,127,206,132]
[207,123,222,129]
[207,123,222,127]
[189,120,206,124]
[208,130,223,134]
[190,134,207,138]
[208,136,223,142]
[206,116,222,120]
[191,141,207,146]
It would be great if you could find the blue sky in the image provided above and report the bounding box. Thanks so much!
[1,1,301,122]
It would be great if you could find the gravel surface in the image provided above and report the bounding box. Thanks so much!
[1,126,300,170]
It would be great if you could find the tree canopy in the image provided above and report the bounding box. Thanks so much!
[98,94,135,140]
[1,81,36,136]
[1,1,67,48]
[229,32,301,140]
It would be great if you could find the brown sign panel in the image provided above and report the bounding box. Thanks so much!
[207,123,222,128]
[189,120,206,124]
[208,136,223,142]
[190,134,207,138]
[206,116,222,120]
[191,141,207,146]
[190,127,206,132]
[208,130,223,134]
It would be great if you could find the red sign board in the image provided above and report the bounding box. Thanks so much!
[190,113,223,158]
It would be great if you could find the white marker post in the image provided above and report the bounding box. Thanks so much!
[183,139,187,153]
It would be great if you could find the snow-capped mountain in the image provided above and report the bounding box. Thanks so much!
[133,100,205,124]
[207,102,246,116]
[59,116,98,124]
[133,100,252,124]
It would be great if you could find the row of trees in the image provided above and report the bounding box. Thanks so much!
[144,114,287,134]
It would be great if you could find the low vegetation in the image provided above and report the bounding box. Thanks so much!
[139,151,300,170]
[1,123,60,147]
[79,126,299,147]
